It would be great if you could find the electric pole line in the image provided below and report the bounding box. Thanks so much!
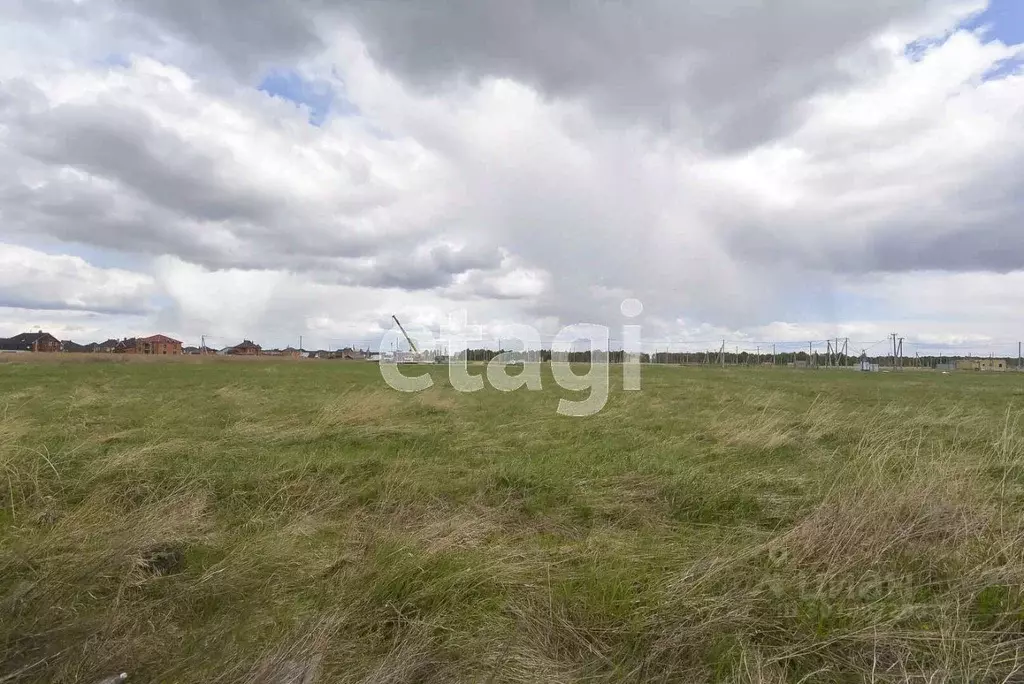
[720,340,726,367]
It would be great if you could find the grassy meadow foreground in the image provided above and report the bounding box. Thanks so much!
[3,358,1024,682]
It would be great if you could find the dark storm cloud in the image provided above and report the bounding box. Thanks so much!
[337,244,505,291]
[117,0,959,150]
[118,0,324,76]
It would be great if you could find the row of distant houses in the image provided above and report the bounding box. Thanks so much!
[0,331,371,360]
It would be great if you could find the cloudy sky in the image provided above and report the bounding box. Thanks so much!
[1,0,1023,356]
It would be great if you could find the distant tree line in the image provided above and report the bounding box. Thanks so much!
[443,349,1019,368]
[450,349,652,363]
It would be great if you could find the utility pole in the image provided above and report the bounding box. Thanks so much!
[1019,341,1022,371]
[892,333,898,369]
[720,340,726,367]
[898,337,904,370]
[808,341,813,368]
[772,344,776,366]
[299,335,303,352]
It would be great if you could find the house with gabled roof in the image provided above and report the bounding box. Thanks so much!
[114,335,183,355]
[228,340,262,356]
[0,331,62,352]
[92,339,119,353]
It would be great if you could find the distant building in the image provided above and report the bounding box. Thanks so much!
[0,331,62,352]
[228,340,262,356]
[114,335,183,355]
[392,350,433,364]
[61,340,90,353]
[263,348,302,358]
[858,353,879,372]
[92,339,119,353]
[950,356,1007,370]
[335,347,367,360]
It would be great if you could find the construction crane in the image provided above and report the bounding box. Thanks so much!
[391,315,419,354]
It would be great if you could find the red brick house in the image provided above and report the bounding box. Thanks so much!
[228,340,262,356]
[114,335,183,355]
[0,331,62,352]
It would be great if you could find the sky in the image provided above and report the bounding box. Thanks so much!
[1,0,1023,357]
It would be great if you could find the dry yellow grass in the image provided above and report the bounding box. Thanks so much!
[2,360,1024,682]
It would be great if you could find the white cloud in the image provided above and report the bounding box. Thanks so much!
[0,243,155,314]
[0,1,1023,351]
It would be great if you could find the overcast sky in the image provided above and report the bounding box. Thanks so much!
[1,0,1023,355]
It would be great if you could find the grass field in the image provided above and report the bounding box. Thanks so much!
[3,358,1024,682]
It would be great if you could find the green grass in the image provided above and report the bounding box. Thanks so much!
[3,359,1024,682]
